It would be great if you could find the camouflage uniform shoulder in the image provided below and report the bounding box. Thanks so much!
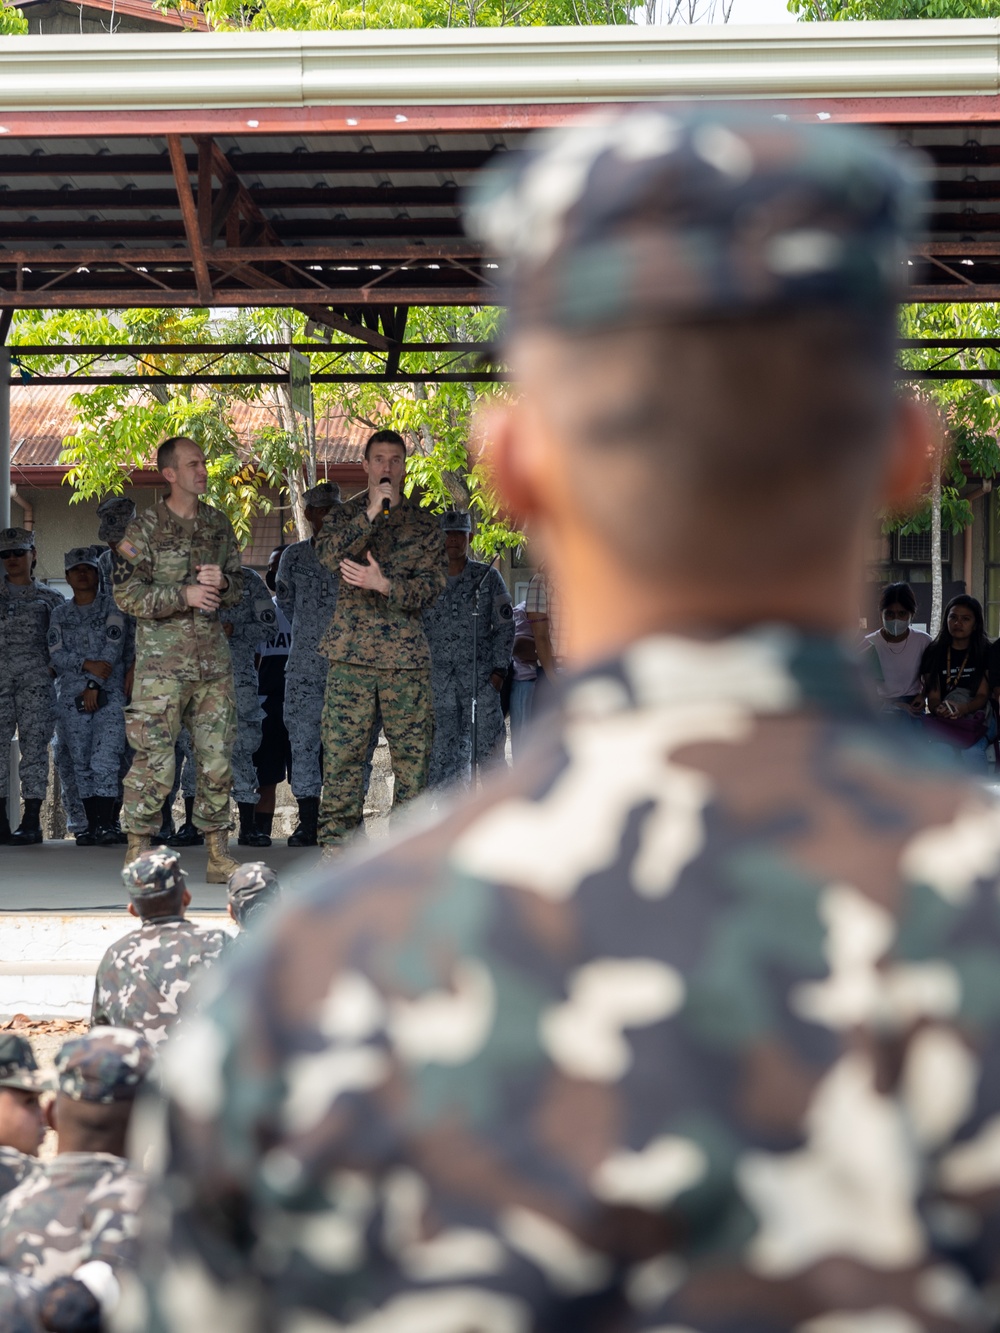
[195,500,237,536]
[0,1147,37,1200]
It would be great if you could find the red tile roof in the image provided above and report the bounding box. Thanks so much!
[9,383,375,470]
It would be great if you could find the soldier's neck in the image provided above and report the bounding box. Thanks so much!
[165,491,200,521]
[73,589,98,606]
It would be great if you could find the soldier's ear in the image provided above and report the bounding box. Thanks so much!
[182,888,192,909]
[127,902,138,919]
[45,1098,57,1133]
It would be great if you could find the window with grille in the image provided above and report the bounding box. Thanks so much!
[894,531,951,564]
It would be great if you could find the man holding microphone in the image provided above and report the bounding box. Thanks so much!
[112,436,243,881]
[315,429,446,848]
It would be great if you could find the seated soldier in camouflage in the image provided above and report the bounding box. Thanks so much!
[0,1028,152,1289]
[0,1034,49,1197]
[226,860,280,936]
[91,850,230,1048]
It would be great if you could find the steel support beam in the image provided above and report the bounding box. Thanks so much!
[167,134,213,305]
[0,287,487,309]
[6,371,508,384]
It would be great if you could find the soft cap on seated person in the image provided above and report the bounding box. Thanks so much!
[54,1029,154,1104]
[464,106,926,333]
[122,848,187,899]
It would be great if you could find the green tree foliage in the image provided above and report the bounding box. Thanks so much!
[9,304,521,557]
[0,3,27,31]
[892,302,1000,535]
[184,0,629,32]
[788,0,995,32]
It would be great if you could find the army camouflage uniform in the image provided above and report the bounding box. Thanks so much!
[276,537,338,800]
[220,567,277,806]
[0,534,64,806]
[91,850,230,1046]
[424,554,514,788]
[314,494,446,843]
[0,1028,152,1286]
[0,1033,49,1200]
[126,113,1000,1333]
[227,859,280,931]
[113,499,242,835]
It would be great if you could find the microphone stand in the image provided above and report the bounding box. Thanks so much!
[469,551,500,787]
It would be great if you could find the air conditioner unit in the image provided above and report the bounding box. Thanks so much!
[895,530,951,564]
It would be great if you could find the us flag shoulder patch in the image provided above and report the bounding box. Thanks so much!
[118,538,140,562]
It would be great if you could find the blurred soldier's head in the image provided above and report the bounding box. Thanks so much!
[96,495,136,549]
[227,861,281,930]
[302,480,342,537]
[465,108,931,657]
[122,849,190,922]
[157,436,208,501]
[0,1034,48,1157]
[49,1028,154,1159]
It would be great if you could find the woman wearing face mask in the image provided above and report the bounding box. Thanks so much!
[862,582,930,717]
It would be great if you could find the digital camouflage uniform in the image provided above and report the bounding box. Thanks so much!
[0,530,63,804]
[227,859,280,931]
[220,567,277,806]
[315,494,446,843]
[91,850,230,1046]
[48,564,128,802]
[125,113,1000,1333]
[276,537,338,800]
[423,550,515,789]
[0,1028,152,1286]
[113,500,242,834]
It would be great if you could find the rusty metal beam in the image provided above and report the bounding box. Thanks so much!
[0,217,465,241]
[9,371,508,385]
[0,243,481,265]
[197,137,214,246]
[166,134,212,305]
[0,287,487,309]
[907,285,1000,301]
[0,149,497,178]
[301,308,393,352]
[0,185,464,211]
[10,341,483,354]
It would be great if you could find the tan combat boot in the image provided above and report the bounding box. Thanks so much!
[205,828,240,884]
[124,832,152,868]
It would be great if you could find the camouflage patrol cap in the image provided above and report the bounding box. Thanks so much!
[0,528,34,554]
[464,107,926,332]
[96,495,136,543]
[227,861,280,923]
[302,480,341,509]
[64,547,101,571]
[54,1029,153,1104]
[121,848,187,899]
[440,510,472,533]
[0,1034,47,1093]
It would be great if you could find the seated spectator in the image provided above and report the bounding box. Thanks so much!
[0,1034,48,1197]
[862,581,930,715]
[90,850,230,1047]
[226,861,281,937]
[0,1029,153,1286]
[920,593,991,766]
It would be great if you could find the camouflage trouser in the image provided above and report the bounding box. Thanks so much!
[428,676,506,790]
[285,665,327,799]
[55,733,86,832]
[123,674,236,835]
[55,695,127,799]
[318,663,433,845]
[231,714,263,805]
[0,675,55,801]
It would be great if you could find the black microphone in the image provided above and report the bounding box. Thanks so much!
[381,479,391,517]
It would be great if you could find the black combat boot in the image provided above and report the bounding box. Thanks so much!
[10,799,43,846]
[150,799,175,847]
[168,796,203,847]
[109,799,128,845]
[0,804,10,845]
[238,802,271,847]
[287,797,319,847]
[255,810,274,838]
[94,797,120,847]
[75,796,100,847]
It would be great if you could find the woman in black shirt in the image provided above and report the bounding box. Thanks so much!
[920,594,991,764]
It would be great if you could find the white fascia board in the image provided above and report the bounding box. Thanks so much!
[0,21,998,110]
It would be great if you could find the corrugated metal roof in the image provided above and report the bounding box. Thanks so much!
[9,383,374,467]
